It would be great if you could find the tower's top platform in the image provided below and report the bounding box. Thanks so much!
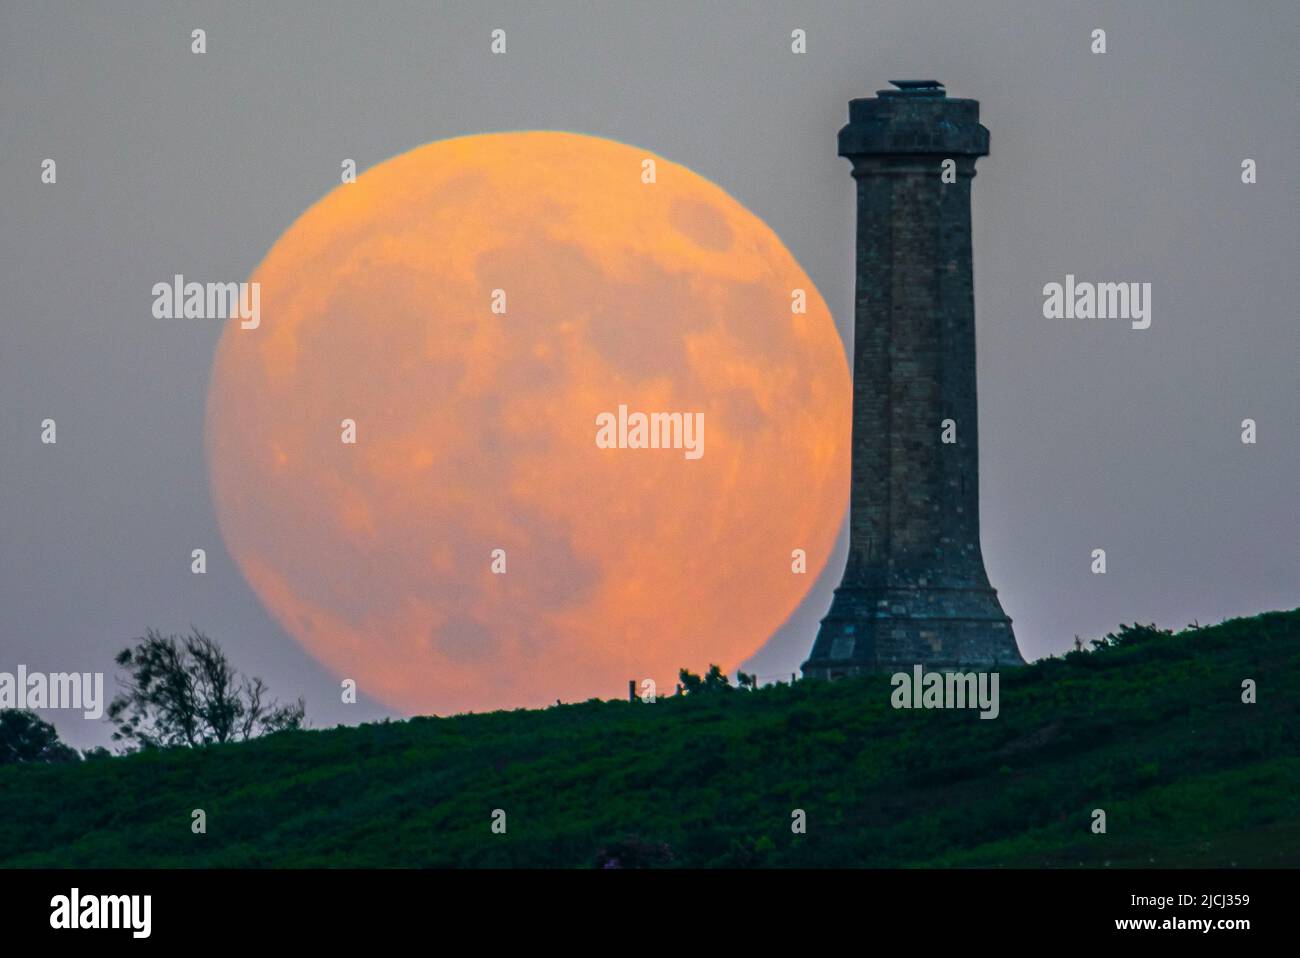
[839,79,989,158]
[879,80,946,97]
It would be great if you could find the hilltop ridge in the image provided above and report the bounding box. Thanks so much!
[2,610,1297,868]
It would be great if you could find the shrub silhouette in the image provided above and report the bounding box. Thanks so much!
[0,710,79,765]
[108,627,305,750]
[678,664,732,694]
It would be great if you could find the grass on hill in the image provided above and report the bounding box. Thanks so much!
[1,610,1297,867]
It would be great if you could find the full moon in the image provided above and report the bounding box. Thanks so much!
[206,131,849,715]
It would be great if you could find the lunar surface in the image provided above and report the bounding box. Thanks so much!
[206,131,849,714]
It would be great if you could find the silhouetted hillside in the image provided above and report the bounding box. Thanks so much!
[2,610,1296,867]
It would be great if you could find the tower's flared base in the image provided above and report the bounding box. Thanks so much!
[801,582,1024,678]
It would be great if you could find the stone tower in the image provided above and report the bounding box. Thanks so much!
[802,80,1023,678]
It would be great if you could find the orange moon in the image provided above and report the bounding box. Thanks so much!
[205,131,849,715]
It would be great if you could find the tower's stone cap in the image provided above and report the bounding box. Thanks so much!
[839,80,989,158]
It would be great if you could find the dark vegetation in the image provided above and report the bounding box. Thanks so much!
[107,627,304,749]
[0,710,79,766]
[0,611,1296,867]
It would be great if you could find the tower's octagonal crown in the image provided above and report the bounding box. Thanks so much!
[839,80,989,158]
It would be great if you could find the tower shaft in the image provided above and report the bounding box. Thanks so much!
[803,81,1022,677]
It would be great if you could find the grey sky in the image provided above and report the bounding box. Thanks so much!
[2,1,1297,748]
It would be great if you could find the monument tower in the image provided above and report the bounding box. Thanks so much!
[802,81,1024,678]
